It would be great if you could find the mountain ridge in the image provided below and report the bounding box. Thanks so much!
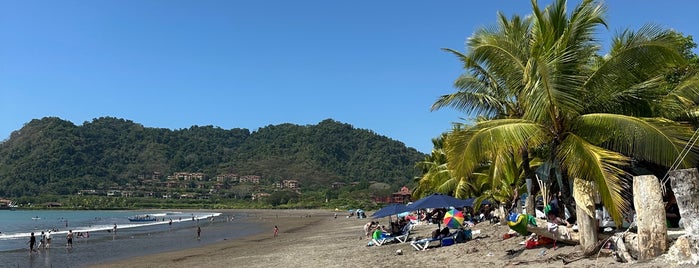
[0,116,426,197]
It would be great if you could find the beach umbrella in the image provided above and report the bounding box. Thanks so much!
[371,203,408,219]
[443,209,464,229]
[406,193,471,211]
[407,193,472,229]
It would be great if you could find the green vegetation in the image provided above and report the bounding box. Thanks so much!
[0,117,424,210]
[419,0,699,252]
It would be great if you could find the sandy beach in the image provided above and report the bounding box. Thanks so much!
[90,209,670,268]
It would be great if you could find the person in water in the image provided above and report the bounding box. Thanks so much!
[29,232,36,254]
[66,230,73,248]
[45,231,52,249]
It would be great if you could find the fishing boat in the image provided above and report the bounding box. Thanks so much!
[128,214,157,222]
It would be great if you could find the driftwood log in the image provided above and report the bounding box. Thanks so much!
[525,217,578,244]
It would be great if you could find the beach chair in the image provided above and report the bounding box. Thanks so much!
[372,223,413,246]
[409,230,460,251]
[410,237,441,251]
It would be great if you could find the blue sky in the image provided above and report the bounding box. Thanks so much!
[1,1,697,153]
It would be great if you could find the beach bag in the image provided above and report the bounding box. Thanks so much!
[441,237,455,246]
[455,229,469,243]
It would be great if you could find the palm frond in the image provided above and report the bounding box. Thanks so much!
[573,114,697,167]
[557,133,629,224]
[446,119,548,178]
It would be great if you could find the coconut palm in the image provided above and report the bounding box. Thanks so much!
[413,135,454,199]
[435,0,698,252]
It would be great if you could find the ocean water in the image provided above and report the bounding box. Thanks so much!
[0,210,263,268]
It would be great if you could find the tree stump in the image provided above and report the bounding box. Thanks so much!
[666,168,699,265]
[669,169,699,233]
[633,175,668,261]
[573,178,597,253]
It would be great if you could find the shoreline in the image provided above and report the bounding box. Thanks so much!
[90,209,667,268]
[89,209,329,268]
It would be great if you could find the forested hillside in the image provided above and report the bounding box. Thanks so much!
[0,117,425,198]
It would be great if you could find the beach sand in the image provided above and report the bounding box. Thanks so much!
[90,209,669,268]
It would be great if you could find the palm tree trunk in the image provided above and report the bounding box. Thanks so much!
[573,177,598,254]
[521,147,536,216]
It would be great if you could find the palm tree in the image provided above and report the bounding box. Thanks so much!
[435,0,698,252]
[413,135,453,199]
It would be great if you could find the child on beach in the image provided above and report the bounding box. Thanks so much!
[197,226,201,240]
[274,226,279,238]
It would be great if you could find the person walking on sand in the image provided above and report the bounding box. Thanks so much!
[66,230,73,248]
[197,226,201,240]
[273,225,279,238]
[29,232,36,254]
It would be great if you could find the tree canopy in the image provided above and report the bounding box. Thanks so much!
[0,117,425,197]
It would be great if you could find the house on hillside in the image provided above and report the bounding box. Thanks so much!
[392,186,412,203]
[372,186,412,204]
[239,175,261,184]
[216,173,238,182]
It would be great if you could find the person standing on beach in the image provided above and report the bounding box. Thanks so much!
[45,231,52,248]
[113,223,117,234]
[66,230,73,248]
[39,231,46,250]
[197,226,201,240]
[273,225,279,238]
[29,232,36,254]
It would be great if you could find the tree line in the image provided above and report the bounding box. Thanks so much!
[0,117,425,198]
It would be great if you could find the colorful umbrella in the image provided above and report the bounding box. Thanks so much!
[443,209,464,229]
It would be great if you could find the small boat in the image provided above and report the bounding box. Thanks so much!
[128,215,157,222]
[31,216,41,220]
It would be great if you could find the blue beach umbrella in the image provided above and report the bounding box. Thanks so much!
[371,203,409,219]
[406,193,472,211]
[407,193,472,229]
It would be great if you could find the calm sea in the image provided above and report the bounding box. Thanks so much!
[0,210,263,268]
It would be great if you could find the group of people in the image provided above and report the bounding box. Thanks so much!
[363,218,411,240]
[27,230,53,254]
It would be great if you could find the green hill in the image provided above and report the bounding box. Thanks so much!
[0,117,425,198]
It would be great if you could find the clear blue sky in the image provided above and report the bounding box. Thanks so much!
[1,1,697,153]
